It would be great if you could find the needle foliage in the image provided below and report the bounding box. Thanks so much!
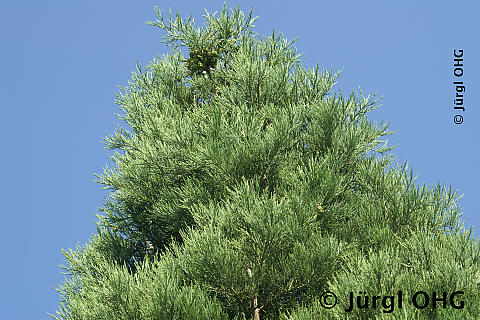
[51,5,480,320]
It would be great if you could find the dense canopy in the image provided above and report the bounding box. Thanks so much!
[52,5,480,320]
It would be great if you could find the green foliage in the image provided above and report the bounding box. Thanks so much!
[286,231,480,319]
[52,4,479,320]
[51,240,227,320]
[176,178,348,318]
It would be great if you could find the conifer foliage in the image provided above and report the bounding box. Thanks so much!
[52,5,480,320]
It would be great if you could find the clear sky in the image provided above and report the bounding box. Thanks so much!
[1,1,478,318]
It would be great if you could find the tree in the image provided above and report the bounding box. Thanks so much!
[51,5,480,320]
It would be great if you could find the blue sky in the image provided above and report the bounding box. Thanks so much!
[1,1,478,318]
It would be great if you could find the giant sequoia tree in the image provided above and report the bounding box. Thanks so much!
[51,5,480,320]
